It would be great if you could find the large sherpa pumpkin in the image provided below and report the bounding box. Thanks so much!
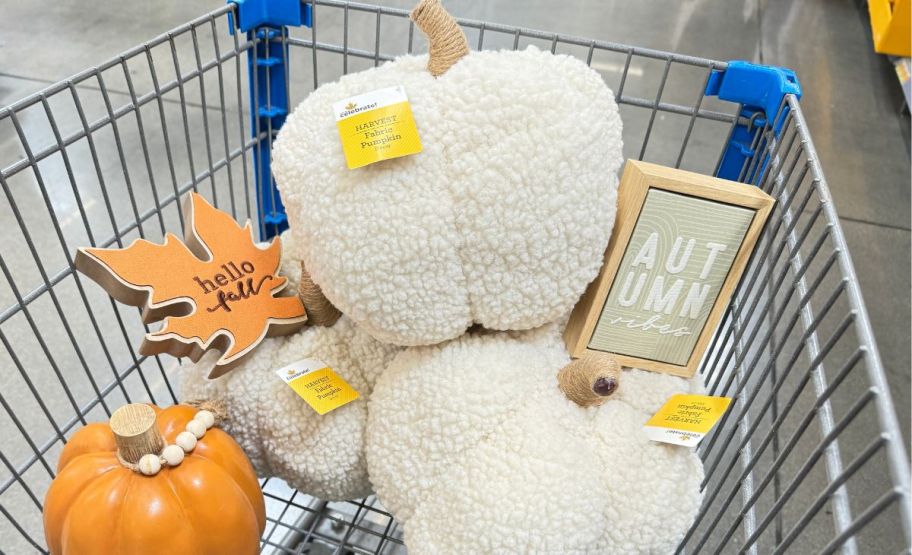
[366,325,704,553]
[272,0,623,346]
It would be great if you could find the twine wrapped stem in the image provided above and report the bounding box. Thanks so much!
[299,262,342,326]
[558,352,622,407]
[410,0,469,77]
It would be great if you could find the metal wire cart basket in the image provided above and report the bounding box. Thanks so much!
[1,1,909,553]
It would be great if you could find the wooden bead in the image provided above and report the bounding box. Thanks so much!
[185,419,206,439]
[194,410,215,429]
[161,444,185,466]
[138,454,161,476]
[176,431,197,452]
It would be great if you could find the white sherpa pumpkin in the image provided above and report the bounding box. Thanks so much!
[366,325,704,553]
[181,315,400,501]
[178,231,399,499]
[272,0,623,346]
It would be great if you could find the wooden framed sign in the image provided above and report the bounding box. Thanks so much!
[564,160,775,378]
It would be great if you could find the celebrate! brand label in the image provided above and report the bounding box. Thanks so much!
[275,358,360,415]
[643,394,731,447]
[333,86,422,169]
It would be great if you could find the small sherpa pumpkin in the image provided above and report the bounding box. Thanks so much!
[180,232,400,500]
[181,316,400,500]
[272,0,623,347]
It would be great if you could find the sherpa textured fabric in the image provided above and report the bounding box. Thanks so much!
[272,46,623,347]
[366,325,704,554]
[181,316,400,500]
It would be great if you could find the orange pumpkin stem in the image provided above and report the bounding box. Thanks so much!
[109,404,164,464]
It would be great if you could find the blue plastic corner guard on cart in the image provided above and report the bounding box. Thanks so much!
[229,0,313,239]
[706,60,802,182]
[226,2,801,240]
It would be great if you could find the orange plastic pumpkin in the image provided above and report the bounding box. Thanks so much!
[43,403,266,555]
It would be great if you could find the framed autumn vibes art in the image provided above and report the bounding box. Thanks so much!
[564,160,775,378]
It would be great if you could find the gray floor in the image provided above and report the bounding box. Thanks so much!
[0,0,908,553]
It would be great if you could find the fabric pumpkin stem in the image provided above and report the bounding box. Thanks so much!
[299,262,342,326]
[557,352,622,407]
[411,0,470,77]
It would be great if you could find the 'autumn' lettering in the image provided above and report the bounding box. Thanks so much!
[617,236,729,319]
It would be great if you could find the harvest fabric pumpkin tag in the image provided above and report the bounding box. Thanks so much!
[276,358,360,415]
[644,394,731,447]
[333,85,422,169]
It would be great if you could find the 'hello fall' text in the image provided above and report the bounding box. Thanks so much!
[193,261,274,313]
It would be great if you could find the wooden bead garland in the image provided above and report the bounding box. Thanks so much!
[110,405,220,476]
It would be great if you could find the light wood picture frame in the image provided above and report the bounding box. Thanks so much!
[564,160,775,378]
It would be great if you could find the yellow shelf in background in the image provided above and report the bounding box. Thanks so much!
[869,0,910,57]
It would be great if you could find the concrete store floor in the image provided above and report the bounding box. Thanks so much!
[0,0,908,553]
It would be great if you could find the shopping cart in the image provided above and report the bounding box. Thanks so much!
[0,0,909,553]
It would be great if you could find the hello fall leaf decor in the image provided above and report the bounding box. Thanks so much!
[75,193,307,378]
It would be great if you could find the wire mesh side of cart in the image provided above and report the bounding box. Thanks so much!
[0,1,909,554]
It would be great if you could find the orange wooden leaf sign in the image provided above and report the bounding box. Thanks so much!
[75,193,307,378]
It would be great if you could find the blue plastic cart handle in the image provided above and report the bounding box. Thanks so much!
[706,60,802,183]
[226,1,801,238]
[228,0,312,240]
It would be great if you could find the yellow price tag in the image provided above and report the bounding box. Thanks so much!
[644,394,731,447]
[276,359,360,415]
[333,86,423,169]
